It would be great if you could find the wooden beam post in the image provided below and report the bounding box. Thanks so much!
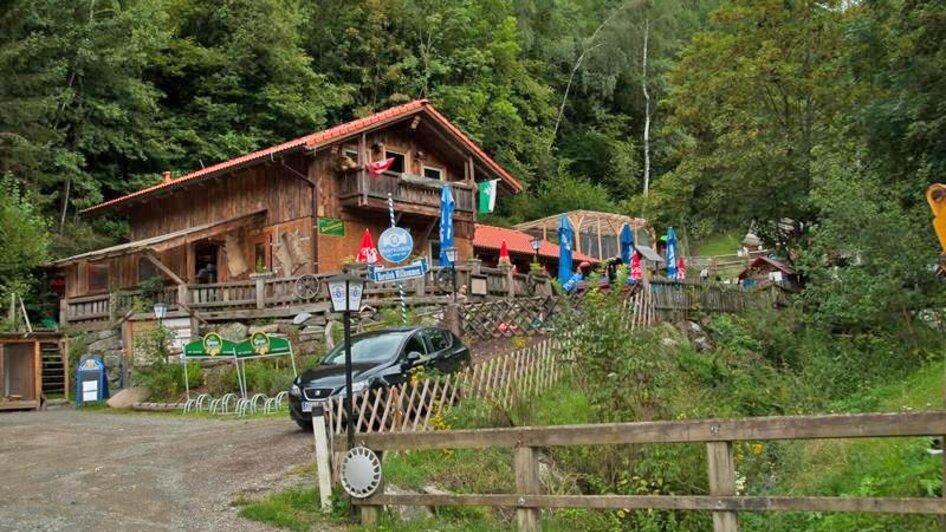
[311,406,334,514]
[514,445,541,532]
[255,276,266,310]
[33,339,41,407]
[177,284,189,309]
[707,441,739,532]
[143,252,187,286]
[59,298,68,327]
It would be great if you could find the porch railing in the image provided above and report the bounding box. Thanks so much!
[339,171,476,213]
[60,266,554,328]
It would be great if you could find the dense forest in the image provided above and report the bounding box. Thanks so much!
[1,0,944,325]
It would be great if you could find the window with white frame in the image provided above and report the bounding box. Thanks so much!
[423,166,444,181]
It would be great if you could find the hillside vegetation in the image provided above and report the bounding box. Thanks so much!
[239,278,944,530]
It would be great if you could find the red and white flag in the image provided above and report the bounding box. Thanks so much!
[630,250,643,280]
[366,158,395,176]
[677,257,687,280]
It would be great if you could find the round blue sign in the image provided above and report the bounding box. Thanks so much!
[378,227,413,264]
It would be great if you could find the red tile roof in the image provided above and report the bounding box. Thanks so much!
[82,99,523,214]
[474,224,598,263]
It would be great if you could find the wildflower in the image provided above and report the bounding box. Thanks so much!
[751,443,764,456]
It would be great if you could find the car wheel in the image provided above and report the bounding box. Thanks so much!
[295,417,313,431]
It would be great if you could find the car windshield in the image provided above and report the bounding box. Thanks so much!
[321,331,409,365]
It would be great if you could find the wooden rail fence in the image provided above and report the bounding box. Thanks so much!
[319,335,570,437]
[343,411,946,531]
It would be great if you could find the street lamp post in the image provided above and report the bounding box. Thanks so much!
[529,237,541,266]
[153,302,168,327]
[444,247,458,302]
[327,274,365,452]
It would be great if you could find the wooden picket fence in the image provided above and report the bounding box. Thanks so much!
[320,335,571,436]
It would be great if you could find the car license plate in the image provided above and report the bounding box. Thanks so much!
[302,401,315,413]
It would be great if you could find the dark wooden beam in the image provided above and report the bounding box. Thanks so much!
[143,252,186,286]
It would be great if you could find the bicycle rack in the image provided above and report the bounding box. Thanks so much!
[250,394,267,414]
[274,391,288,409]
[219,393,238,414]
[263,397,278,414]
[235,398,252,416]
[195,393,212,412]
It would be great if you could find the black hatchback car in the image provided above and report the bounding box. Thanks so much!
[288,326,471,430]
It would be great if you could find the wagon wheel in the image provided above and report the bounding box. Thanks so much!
[434,268,453,292]
[525,273,538,295]
[294,274,321,299]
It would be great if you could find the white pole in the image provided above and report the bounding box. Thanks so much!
[387,193,408,324]
[311,406,333,513]
[181,354,191,401]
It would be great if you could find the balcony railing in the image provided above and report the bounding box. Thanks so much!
[339,171,475,214]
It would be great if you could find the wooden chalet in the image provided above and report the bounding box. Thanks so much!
[738,256,800,291]
[51,100,523,328]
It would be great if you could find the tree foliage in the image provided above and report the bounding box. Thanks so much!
[0,0,943,328]
[0,174,48,295]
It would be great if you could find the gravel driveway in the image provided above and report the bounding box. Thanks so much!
[0,409,314,531]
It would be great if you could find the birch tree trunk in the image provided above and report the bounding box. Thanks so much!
[641,17,651,196]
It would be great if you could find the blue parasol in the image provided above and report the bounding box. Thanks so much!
[558,214,574,284]
[619,223,634,264]
[439,183,455,266]
[666,226,678,280]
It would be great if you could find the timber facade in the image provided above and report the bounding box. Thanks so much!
[52,100,523,328]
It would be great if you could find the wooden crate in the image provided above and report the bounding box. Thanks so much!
[0,335,49,411]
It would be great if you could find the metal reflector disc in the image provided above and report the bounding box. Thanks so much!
[340,446,382,498]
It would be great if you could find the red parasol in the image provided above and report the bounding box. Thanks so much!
[498,240,511,265]
[355,229,379,264]
[630,250,643,280]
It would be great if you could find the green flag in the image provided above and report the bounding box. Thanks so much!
[478,179,498,214]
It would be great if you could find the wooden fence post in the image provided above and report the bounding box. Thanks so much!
[311,406,334,513]
[707,441,739,532]
[514,445,541,532]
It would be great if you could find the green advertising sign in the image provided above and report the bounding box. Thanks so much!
[184,333,239,357]
[318,217,345,236]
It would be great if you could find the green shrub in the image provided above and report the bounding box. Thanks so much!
[131,325,200,402]
[242,360,295,396]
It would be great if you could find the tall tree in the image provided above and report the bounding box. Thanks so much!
[303,0,555,187]
[657,0,851,235]
[0,0,170,228]
[153,0,349,173]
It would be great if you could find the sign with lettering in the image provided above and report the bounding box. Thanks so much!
[377,227,413,264]
[75,356,109,406]
[318,217,345,236]
[369,258,428,283]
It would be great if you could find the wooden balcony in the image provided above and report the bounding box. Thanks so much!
[339,171,476,218]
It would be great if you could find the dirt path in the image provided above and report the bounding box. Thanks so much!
[0,410,314,531]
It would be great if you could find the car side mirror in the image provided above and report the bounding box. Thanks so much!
[403,351,422,368]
